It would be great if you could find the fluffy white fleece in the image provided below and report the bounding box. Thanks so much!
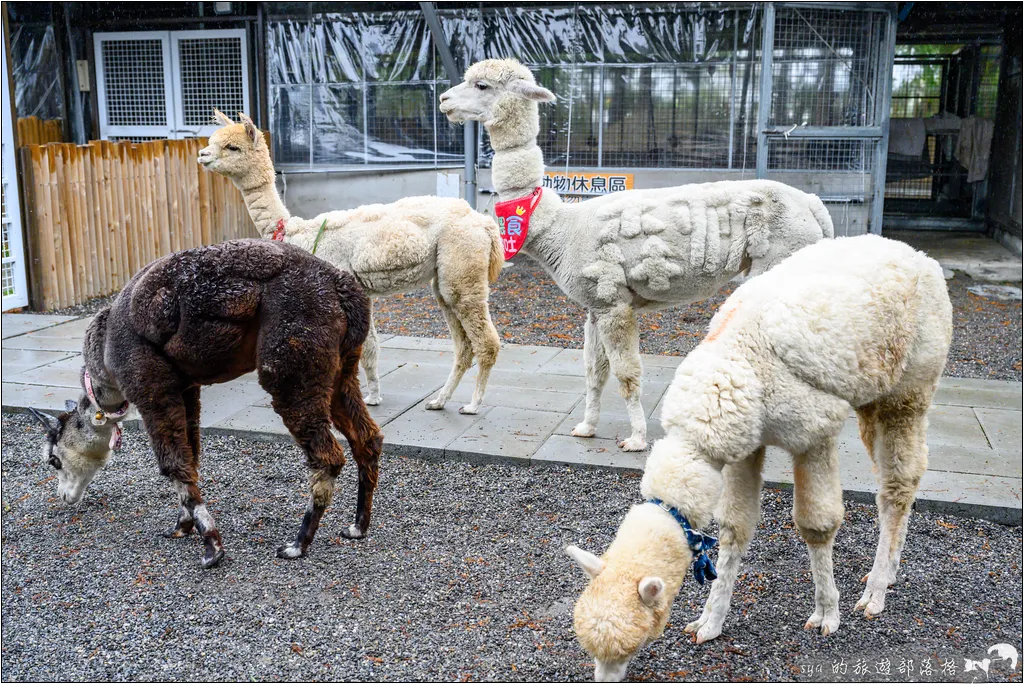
[440,59,834,451]
[199,112,502,414]
[567,234,953,681]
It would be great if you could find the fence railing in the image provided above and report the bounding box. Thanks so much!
[17,116,63,146]
[19,138,259,310]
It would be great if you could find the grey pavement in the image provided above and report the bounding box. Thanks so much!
[3,313,1021,524]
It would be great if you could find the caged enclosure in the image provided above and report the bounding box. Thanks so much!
[263,2,896,236]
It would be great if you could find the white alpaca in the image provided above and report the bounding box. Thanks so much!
[199,111,502,414]
[440,59,834,451]
[566,234,953,682]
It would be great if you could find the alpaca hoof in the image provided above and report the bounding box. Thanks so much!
[458,404,479,415]
[855,585,887,617]
[805,610,840,636]
[276,543,304,560]
[201,547,226,569]
[162,525,192,539]
[695,623,722,644]
[571,422,596,438]
[424,400,445,411]
[618,436,647,452]
[364,394,382,406]
[340,524,366,540]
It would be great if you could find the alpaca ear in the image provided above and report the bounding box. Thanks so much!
[238,112,258,144]
[213,109,234,126]
[508,79,556,103]
[64,399,78,413]
[638,576,665,607]
[565,545,605,579]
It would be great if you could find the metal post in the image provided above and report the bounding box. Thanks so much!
[728,9,738,169]
[870,9,897,235]
[755,2,775,179]
[420,1,476,208]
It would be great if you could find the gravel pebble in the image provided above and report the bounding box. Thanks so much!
[2,414,1021,682]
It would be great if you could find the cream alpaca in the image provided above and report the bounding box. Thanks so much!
[440,59,834,450]
[567,235,953,682]
[199,111,502,414]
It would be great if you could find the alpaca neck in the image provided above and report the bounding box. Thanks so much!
[640,435,724,531]
[234,169,292,238]
[486,101,572,281]
[487,100,546,199]
[82,311,127,412]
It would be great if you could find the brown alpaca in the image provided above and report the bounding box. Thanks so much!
[31,239,384,568]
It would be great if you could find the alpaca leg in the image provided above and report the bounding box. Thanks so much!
[792,438,844,636]
[331,350,384,539]
[594,305,646,451]
[361,304,382,406]
[855,394,929,617]
[685,447,765,643]
[259,331,348,559]
[162,385,201,539]
[449,297,499,415]
[572,311,611,439]
[425,281,475,411]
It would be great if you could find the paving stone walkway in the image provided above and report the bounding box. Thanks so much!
[3,313,1021,524]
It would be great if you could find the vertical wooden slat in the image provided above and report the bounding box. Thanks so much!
[197,140,213,246]
[153,142,171,258]
[124,143,142,274]
[44,146,68,307]
[20,146,57,309]
[87,141,110,295]
[74,145,98,300]
[56,145,85,302]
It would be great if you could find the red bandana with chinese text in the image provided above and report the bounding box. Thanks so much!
[494,187,542,260]
[271,218,286,241]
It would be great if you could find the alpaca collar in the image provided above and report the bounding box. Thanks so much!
[271,218,287,242]
[494,187,542,260]
[83,369,128,450]
[647,498,718,586]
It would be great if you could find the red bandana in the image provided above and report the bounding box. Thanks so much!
[494,187,542,260]
[271,218,286,242]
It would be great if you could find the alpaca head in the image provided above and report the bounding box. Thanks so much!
[439,59,554,144]
[565,508,681,682]
[28,399,115,505]
[198,110,273,187]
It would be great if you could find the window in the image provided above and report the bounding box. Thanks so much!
[94,30,249,140]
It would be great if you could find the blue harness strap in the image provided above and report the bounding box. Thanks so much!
[647,498,719,586]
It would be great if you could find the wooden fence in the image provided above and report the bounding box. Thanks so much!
[19,138,260,310]
[17,117,63,146]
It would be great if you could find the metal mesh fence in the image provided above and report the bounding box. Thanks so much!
[101,39,168,127]
[767,137,877,236]
[177,37,246,127]
[770,6,889,127]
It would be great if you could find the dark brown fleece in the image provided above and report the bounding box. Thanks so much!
[83,238,382,566]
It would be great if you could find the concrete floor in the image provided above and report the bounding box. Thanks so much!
[3,313,1021,525]
[887,229,1023,282]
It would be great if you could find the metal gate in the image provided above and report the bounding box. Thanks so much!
[2,24,29,311]
[756,3,896,236]
[94,29,250,141]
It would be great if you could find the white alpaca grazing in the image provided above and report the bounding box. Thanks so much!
[199,111,502,414]
[566,235,953,682]
[440,59,834,451]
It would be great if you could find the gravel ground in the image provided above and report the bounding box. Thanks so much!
[2,414,1021,682]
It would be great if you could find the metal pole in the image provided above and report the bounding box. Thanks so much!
[420,1,476,208]
[728,9,737,169]
[755,2,775,179]
[871,9,897,235]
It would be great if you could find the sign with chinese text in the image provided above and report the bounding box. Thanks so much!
[542,172,634,203]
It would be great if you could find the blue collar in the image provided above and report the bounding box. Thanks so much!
[647,498,719,586]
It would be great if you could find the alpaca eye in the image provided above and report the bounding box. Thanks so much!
[226,144,241,152]
[474,82,489,91]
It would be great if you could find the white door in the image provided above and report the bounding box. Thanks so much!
[95,29,249,141]
[1,24,29,311]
